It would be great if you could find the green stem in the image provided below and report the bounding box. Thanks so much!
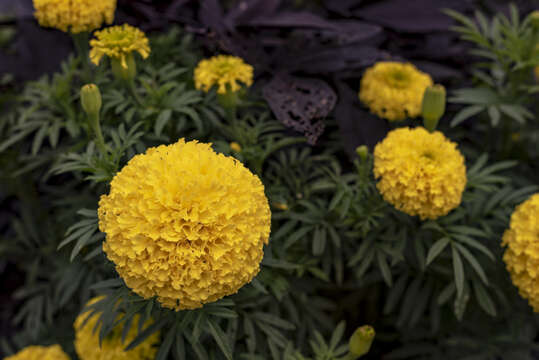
[88,112,107,156]
[72,32,91,83]
[126,79,144,106]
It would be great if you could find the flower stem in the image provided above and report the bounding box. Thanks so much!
[88,112,107,156]
[72,32,91,83]
[127,79,144,106]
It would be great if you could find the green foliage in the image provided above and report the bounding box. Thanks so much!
[446,5,538,127]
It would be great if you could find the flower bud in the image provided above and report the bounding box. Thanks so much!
[530,10,539,29]
[272,202,289,211]
[421,84,446,132]
[230,142,242,153]
[349,325,375,358]
[81,84,102,116]
[111,53,136,82]
[355,145,369,161]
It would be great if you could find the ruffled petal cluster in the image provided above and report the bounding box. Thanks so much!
[74,297,159,360]
[33,0,116,34]
[374,127,466,220]
[98,139,271,310]
[5,345,70,360]
[90,24,150,67]
[359,62,433,121]
[194,55,253,94]
[502,193,539,312]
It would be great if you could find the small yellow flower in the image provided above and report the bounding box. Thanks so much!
[74,297,159,360]
[5,345,70,360]
[374,127,466,220]
[98,139,271,310]
[90,24,150,68]
[194,55,253,94]
[230,141,242,152]
[502,193,539,312]
[360,62,433,121]
[33,0,116,34]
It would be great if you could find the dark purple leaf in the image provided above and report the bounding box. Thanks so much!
[280,45,386,74]
[334,81,389,158]
[243,11,338,29]
[414,61,463,82]
[263,74,337,145]
[355,0,471,33]
[199,0,227,33]
[323,0,365,16]
[225,0,281,28]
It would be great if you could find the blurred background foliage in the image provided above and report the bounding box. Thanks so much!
[0,0,538,359]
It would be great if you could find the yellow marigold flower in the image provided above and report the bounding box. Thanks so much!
[502,193,539,312]
[33,0,116,34]
[98,139,271,310]
[5,345,70,360]
[74,297,159,360]
[194,55,254,94]
[359,62,433,121]
[373,127,466,220]
[90,24,150,68]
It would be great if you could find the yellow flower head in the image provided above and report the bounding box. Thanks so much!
[33,0,116,34]
[360,62,433,121]
[90,24,150,68]
[74,297,159,360]
[5,345,70,360]
[98,139,271,310]
[502,193,539,312]
[373,127,466,220]
[194,55,254,94]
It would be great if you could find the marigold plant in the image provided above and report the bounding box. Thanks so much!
[359,62,433,121]
[502,193,539,312]
[33,0,116,34]
[194,55,254,94]
[4,345,70,360]
[373,127,466,220]
[98,139,271,310]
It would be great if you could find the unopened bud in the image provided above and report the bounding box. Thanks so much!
[81,84,102,116]
[230,142,242,153]
[422,84,446,132]
[355,145,368,161]
[530,10,539,29]
[349,325,375,358]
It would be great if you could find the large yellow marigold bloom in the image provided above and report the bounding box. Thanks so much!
[194,55,254,94]
[33,0,116,34]
[502,193,539,312]
[74,297,159,360]
[373,127,466,220]
[5,345,70,360]
[98,139,271,310]
[90,24,150,68]
[360,62,433,121]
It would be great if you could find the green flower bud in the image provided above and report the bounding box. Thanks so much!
[349,325,375,358]
[421,84,446,132]
[530,10,539,29]
[80,84,102,116]
[111,53,137,82]
[355,145,369,161]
